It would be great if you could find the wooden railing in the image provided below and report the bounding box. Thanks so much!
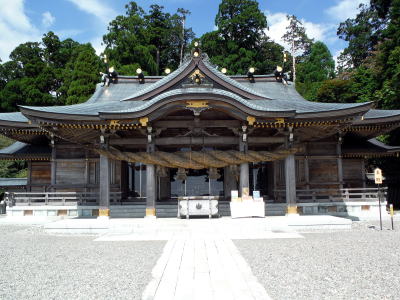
[273,188,387,203]
[5,192,122,207]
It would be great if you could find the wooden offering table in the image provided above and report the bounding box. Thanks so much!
[178,196,219,219]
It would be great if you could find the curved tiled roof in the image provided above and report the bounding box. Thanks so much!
[121,59,192,101]
[239,81,307,102]
[20,101,130,116]
[363,109,400,119]
[0,141,51,157]
[201,59,272,100]
[6,54,397,124]
[86,82,155,103]
[19,87,370,119]
[110,88,294,114]
[254,99,370,114]
[0,112,29,123]
[0,178,27,187]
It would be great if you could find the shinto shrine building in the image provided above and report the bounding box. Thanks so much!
[1,49,400,219]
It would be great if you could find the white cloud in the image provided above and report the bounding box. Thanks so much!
[66,0,117,24]
[333,49,344,67]
[90,36,105,56]
[326,0,369,21]
[264,11,332,53]
[0,0,41,61]
[42,11,55,28]
[66,0,118,57]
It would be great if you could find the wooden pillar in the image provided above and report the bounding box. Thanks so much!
[50,145,56,189]
[266,162,274,199]
[224,167,238,200]
[285,154,297,214]
[240,163,249,196]
[99,154,110,217]
[84,151,90,193]
[159,169,171,201]
[128,163,133,192]
[146,164,156,216]
[304,143,310,190]
[146,126,156,217]
[120,161,129,199]
[361,160,366,188]
[337,138,344,189]
[239,135,249,197]
[27,160,32,192]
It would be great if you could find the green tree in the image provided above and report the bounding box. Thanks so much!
[337,4,384,69]
[201,0,283,75]
[314,78,358,103]
[282,15,314,82]
[65,44,101,105]
[0,136,27,179]
[0,32,86,111]
[103,2,194,75]
[296,41,335,100]
[215,0,267,49]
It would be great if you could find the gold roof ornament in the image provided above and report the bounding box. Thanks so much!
[247,116,256,126]
[139,117,149,127]
[186,101,208,108]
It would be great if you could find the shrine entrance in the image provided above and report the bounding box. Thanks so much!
[170,168,224,199]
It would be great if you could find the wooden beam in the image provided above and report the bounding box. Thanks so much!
[110,136,285,145]
[153,120,241,128]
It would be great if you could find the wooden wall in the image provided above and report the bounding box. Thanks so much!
[30,161,51,191]
[343,159,365,188]
[274,140,341,190]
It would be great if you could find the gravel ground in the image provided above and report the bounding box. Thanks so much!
[0,225,165,300]
[235,220,400,300]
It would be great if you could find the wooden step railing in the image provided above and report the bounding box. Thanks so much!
[5,192,122,206]
[273,187,387,203]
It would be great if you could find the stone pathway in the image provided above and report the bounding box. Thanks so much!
[142,237,271,300]
[94,218,304,300]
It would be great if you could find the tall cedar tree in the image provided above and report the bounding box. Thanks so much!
[296,41,335,101]
[65,44,101,105]
[282,15,313,83]
[201,0,285,75]
[102,2,194,75]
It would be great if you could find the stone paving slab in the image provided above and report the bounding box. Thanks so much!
[142,237,273,300]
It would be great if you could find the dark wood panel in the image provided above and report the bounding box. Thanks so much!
[343,159,363,180]
[31,162,51,184]
[307,142,337,155]
[56,161,86,184]
[309,159,338,182]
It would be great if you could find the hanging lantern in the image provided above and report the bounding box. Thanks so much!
[157,166,168,178]
[208,168,221,180]
[176,168,188,181]
[229,165,239,182]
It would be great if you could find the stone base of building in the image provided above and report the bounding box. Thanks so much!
[145,207,156,218]
[4,201,389,221]
[286,205,299,216]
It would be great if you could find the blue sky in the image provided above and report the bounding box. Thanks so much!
[0,0,369,64]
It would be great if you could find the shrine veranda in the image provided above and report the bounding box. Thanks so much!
[1,51,399,219]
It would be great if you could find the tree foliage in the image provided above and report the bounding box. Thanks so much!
[201,0,285,75]
[0,32,99,112]
[64,45,101,105]
[215,0,267,49]
[282,15,313,82]
[103,2,194,75]
[296,41,335,100]
[0,136,27,179]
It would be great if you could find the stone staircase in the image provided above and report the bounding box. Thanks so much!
[110,201,287,218]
